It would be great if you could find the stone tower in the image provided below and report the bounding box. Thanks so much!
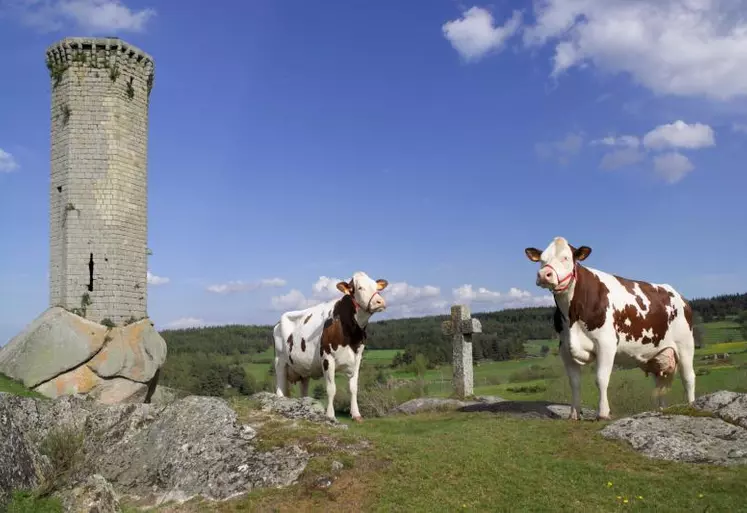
[47,37,155,324]
[0,37,167,404]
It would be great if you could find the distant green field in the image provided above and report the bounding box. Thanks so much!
[523,339,556,356]
[701,320,743,344]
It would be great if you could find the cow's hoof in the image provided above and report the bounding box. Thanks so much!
[597,415,612,421]
[352,416,363,423]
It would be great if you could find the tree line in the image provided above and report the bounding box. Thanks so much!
[157,292,747,396]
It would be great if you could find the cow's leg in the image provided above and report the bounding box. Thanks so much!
[322,357,337,420]
[558,334,582,420]
[274,356,288,397]
[677,339,696,404]
[567,324,594,366]
[594,338,616,420]
[300,377,310,398]
[349,345,365,423]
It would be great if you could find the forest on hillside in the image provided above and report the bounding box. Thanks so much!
[157,292,747,396]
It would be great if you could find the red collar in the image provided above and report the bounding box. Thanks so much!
[351,291,381,313]
[541,263,577,293]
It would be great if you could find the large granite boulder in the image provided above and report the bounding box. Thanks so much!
[0,307,166,404]
[600,391,747,466]
[0,392,315,510]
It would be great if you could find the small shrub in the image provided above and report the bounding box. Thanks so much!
[484,374,503,386]
[100,318,116,329]
[509,364,559,383]
[358,379,429,418]
[506,384,547,394]
[37,425,86,495]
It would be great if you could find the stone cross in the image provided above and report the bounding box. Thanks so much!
[441,304,482,399]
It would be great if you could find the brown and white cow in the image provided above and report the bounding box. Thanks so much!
[272,271,389,422]
[525,237,696,420]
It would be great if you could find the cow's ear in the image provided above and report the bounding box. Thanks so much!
[573,246,592,261]
[525,248,542,262]
[336,281,352,295]
[376,279,389,291]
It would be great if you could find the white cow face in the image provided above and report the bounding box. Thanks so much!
[336,271,389,313]
[524,237,591,293]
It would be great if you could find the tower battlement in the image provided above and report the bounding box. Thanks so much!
[47,37,156,324]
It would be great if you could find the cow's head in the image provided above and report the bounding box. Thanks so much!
[524,237,591,294]
[336,271,389,314]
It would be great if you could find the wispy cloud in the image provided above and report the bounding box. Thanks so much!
[3,0,156,33]
[161,317,207,330]
[0,148,19,173]
[206,277,286,294]
[147,271,169,286]
[535,132,584,165]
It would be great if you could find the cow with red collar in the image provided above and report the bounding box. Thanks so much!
[525,237,696,420]
[272,271,389,422]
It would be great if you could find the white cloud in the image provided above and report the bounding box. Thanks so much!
[146,270,169,286]
[207,277,286,294]
[162,317,206,330]
[271,289,318,312]
[442,6,522,62]
[5,0,155,33]
[521,0,747,101]
[600,148,645,170]
[642,120,716,150]
[535,132,584,165]
[452,284,554,308]
[0,149,19,173]
[583,120,715,181]
[591,135,640,148]
[652,151,695,183]
[311,276,344,301]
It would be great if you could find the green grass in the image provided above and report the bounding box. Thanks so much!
[4,491,63,513]
[0,373,45,398]
[176,402,747,513]
[523,339,556,356]
[701,320,744,344]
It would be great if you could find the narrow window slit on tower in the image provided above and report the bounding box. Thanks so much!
[88,253,94,292]
[57,186,62,192]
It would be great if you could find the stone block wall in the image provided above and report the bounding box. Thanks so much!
[47,38,155,324]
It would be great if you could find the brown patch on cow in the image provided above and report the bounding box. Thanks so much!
[301,338,306,352]
[323,359,329,371]
[683,301,694,330]
[320,295,366,356]
[568,266,610,331]
[304,314,313,324]
[612,276,677,346]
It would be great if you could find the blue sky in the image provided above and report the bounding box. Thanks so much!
[1,0,746,342]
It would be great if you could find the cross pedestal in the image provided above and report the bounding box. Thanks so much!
[441,304,481,399]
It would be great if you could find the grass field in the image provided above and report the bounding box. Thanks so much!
[701,320,744,344]
[165,401,747,513]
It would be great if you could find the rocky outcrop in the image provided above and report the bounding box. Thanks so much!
[600,391,747,466]
[252,391,345,426]
[391,395,598,419]
[0,307,166,403]
[0,398,39,508]
[0,392,325,510]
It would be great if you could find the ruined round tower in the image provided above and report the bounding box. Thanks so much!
[47,37,154,324]
[0,38,167,404]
